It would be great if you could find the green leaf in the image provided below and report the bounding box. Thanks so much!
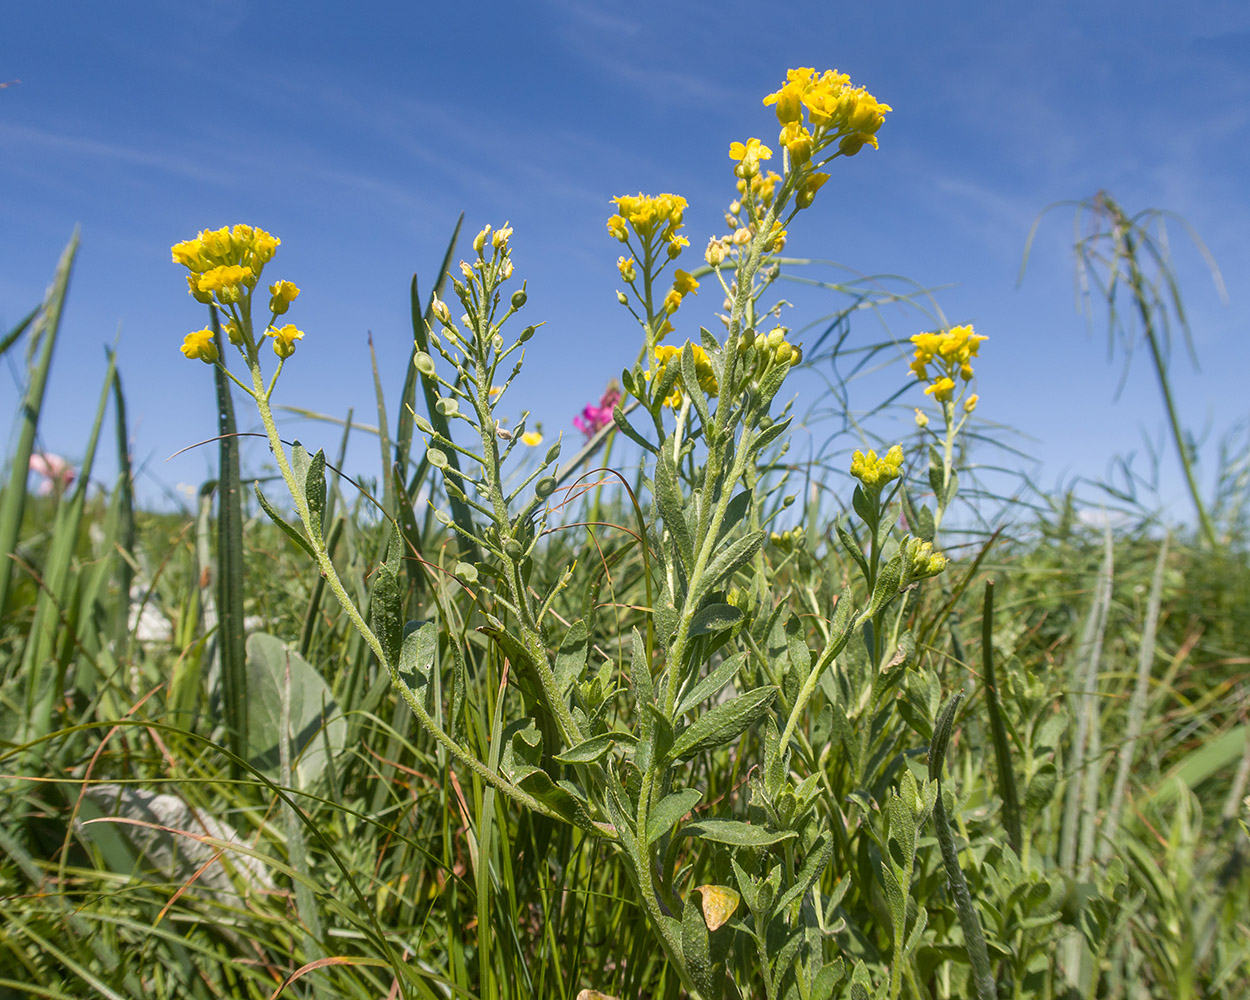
[612,402,659,454]
[668,686,777,761]
[676,651,746,717]
[655,447,694,570]
[837,518,869,581]
[682,819,796,848]
[254,481,316,559]
[703,529,765,590]
[554,731,637,765]
[244,633,346,789]
[305,448,327,541]
[646,788,703,846]
[555,619,590,696]
[398,620,437,682]
[865,552,903,619]
[688,603,744,637]
[751,415,792,455]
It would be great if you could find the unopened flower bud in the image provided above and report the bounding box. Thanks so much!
[617,290,629,305]
[705,239,726,266]
[473,225,490,253]
[431,297,451,324]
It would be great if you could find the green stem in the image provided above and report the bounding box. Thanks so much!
[1125,234,1216,546]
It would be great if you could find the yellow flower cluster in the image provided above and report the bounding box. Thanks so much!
[909,324,987,404]
[764,67,892,158]
[607,193,688,259]
[732,67,891,214]
[172,224,306,362]
[850,444,904,491]
[647,342,718,408]
[906,539,948,579]
[171,224,281,306]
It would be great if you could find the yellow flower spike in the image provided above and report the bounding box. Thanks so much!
[268,280,300,315]
[521,431,543,446]
[672,269,699,296]
[180,328,219,364]
[925,377,956,402]
[617,256,637,282]
[268,323,305,359]
[850,444,905,491]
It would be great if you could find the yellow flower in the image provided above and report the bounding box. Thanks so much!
[849,444,904,491]
[796,171,830,210]
[268,280,300,315]
[268,323,305,359]
[491,224,513,249]
[606,214,628,241]
[663,288,683,315]
[672,269,699,295]
[779,122,814,166]
[646,342,718,407]
[705,238,726,266]
[914,407,929,428]
[617,256,637,282]
[180,328,218,364]
[194,264,255,304]
[521,431,543,446]
[472,225,491,253]
[728,137,773,179]
[223,319,244,346]
[666,234,690,260]
[925,377,956,402]
[964,394,979,413]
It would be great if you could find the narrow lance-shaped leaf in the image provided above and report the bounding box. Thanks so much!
[213,310,249,779]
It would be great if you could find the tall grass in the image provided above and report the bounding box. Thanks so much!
[2,198,1248,1000]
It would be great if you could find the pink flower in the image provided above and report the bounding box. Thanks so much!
[573,381,622,437]
[29,453,76,495]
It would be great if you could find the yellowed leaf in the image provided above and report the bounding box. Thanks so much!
[696,883,741,931]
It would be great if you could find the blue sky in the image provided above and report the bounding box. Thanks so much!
[3,0,1248,521]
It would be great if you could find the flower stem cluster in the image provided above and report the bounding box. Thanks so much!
[607,193,692,355]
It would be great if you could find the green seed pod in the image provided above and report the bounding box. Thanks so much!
[427,448,448,469]
[504,538,525,560]
[435,397,459,417]
[758,415,774,430]
[455,561,479,584]
[518,324,537,343]
[511,289,528,309]
[535,476,556,499]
